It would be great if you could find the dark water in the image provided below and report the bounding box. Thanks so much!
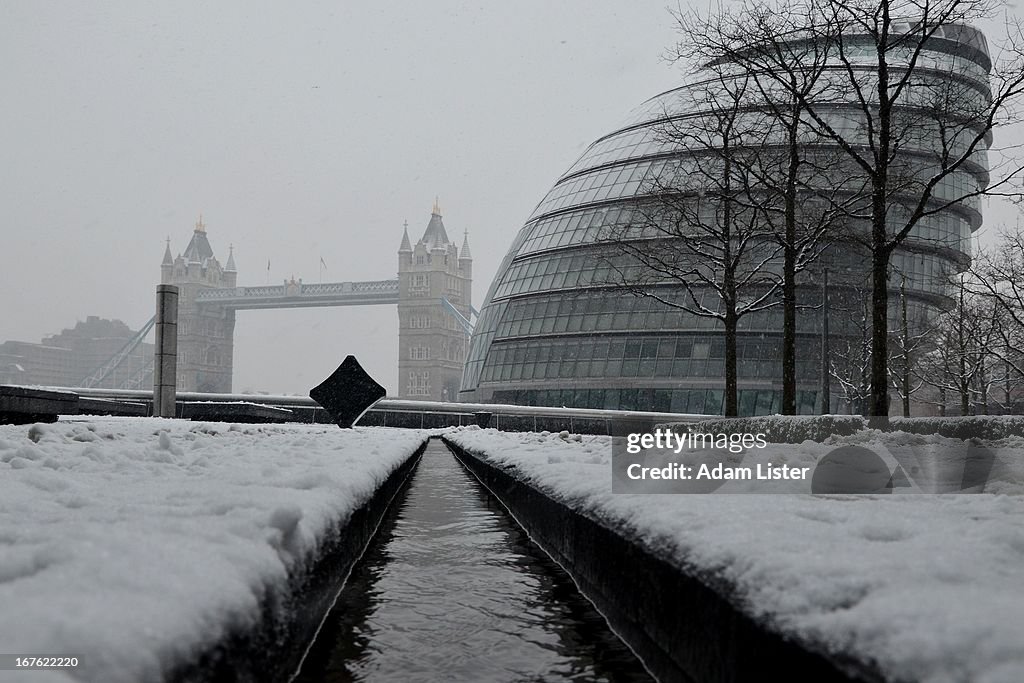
[293,440,653,683]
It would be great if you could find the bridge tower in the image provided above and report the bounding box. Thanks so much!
[160,217,236,392]
[397,200,472,401]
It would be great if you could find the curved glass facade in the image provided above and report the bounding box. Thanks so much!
[461,24,991,414]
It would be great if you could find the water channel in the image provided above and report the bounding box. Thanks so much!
[293,439,653,682]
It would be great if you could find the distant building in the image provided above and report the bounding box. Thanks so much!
[397,201,473,401]
[461,23,991,415]
[0,317,153,389]
[161,216,237,392]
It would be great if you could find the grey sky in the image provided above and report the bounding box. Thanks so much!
[1,2,1016,394]
[1,1,683,394]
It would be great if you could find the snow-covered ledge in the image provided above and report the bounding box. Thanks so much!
[0,419,428,683]
[444,428,1024,683]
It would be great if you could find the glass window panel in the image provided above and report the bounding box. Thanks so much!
[739,391,757,416]
[636,389,654,412]
[603,389,620,410]
[687,390,707,414]
[619,389,639,411]
[671,390,689,413]
[705,390,723,415]
[559,360,574,378]
[756,391,775,416]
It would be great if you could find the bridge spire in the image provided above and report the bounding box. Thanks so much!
[399,220,413,252]
[459,229,472,261]
[195,214,206,233]
[225,244,237,272]
[422,201,450,250]
[161,236,173,266]
[432,196,441,216]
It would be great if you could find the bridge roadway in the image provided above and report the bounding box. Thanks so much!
[59,387,703,435]
[195,279,400,310]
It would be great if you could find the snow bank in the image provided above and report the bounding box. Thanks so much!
[661,414,1024,443]
[447,428,1024,683]
[0,418,427,683]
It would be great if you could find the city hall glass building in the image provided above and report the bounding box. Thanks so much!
[461,23,991,415]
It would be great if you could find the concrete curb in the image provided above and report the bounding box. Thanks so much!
[443,436,880,683]
[168,438,428,683]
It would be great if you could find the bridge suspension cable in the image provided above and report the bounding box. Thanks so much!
[80,315,157,389]
[441,297,475,335]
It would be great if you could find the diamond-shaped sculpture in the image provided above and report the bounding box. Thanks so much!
[309,356,386,428]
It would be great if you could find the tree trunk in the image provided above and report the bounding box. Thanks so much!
[868,244,890,417]
[1006,357,1013,412]
[902,371,910,417]
[901,278,910,417]
[782,250,797,414]
[868,29,892,420]
[958,291,969,416]
[819,269,830,414]
[781,116,799,415]
[724,307,739,416]
[979,358,989,415]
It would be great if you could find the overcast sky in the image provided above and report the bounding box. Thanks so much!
[0,1,684,394]
[1,2,1016,395]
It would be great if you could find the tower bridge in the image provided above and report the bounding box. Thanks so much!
[159,204,472,399]
[194,279,400,309]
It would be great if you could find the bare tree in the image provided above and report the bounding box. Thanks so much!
[672,0,1024,418]
[988,309,1024,412]
[888,275,932,415]
[971,225,1024,395]
[830,287,875,413]
[915,280,1002,414]
[598,71,783,416]
[672,0,859,416]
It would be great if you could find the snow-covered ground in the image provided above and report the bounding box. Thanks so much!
[0,418,427,683]
[447,428,1024,683]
